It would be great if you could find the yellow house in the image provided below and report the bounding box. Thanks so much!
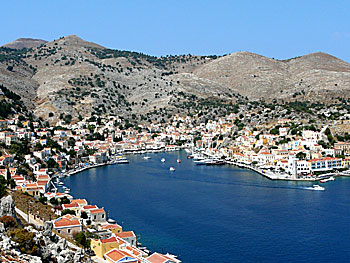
[99,223,123,234]
[343,157,350,168]
[91,235,121,258]
[22,183,41,198]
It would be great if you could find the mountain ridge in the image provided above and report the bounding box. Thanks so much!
[0,35,349,123]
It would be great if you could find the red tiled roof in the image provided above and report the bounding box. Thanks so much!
[116,231,135,238]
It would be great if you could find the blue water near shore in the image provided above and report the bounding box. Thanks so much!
[63,151,350,262]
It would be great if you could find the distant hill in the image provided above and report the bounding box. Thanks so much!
[0,34,349,123]
[2,38,47,50]
[193,51,350,103]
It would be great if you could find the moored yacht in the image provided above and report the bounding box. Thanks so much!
[320,176,335,183]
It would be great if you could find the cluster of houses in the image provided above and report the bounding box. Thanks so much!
[1,112,350,262]
[48,195,180,263]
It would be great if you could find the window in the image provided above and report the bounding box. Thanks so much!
[68,229,71,233]
[102,214,104,218]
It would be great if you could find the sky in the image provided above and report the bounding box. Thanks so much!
[1,0,349,61]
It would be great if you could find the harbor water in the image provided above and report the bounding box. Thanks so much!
[63,150,350,262]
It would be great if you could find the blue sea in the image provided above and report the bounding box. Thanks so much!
[63,151,350,262]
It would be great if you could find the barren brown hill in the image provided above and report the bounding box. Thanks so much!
[0,35,349,123]
[2,38,47,50]
[193,51,350,102]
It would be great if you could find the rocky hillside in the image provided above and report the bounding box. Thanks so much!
[194,51,350,103]
[2,38,47,50]
[0,35,349,123]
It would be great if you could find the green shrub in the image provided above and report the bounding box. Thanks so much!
[8,228,39,255]
[0,215,17,228]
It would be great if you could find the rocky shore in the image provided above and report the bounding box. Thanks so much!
[0,195,91,263]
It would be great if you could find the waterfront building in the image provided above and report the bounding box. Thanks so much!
[307,157,343,172]
[53,214,82,237]
[100,223,123,234]
[104,249,138,263]
[115,231,137,246]
[91,235,122,258]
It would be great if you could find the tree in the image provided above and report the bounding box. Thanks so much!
[296,152,307,160]
[0,215,17,228]
[81,211,88,219]
[49,197,59,206]
[47,158,59,169]
[39,196,47,205]
[61,209,76,216]
[74,231,90,248]
[8,178,16,189]
[0,176,6,198]
[60,196,70,204]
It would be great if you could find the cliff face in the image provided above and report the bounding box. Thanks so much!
[0,195,15,217]
[1,35,350,122]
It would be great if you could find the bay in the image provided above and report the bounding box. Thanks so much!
[63,150,350,262]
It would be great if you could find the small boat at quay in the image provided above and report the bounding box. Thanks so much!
[161,158,166,163]
[320,176,335,183]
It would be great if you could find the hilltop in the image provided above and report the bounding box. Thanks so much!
[2,38,47,50]
[0,35,349,123]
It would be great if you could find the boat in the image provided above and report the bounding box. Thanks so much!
[177,159,181,163]
[58,182,64,186]
[64,189,70,193]
[320,176,335,183]
[114,156,129,164]
[194,159,212,165]
[108,218,116,224]
[169,167,175,171]
[306,185,325,191]
[205,159,225,165]
[143,156,151,160]
[161,158,166,163]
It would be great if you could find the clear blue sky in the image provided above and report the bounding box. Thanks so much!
[1,0,349,61]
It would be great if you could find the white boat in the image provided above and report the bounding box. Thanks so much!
[161,158,166,163]
[169,167,175,171]
[177,159,181,163]
[143,156,151,160]
[115,156,129,164]
[58,182,64,185]
[307,185,325,191]
[108,218,116,224]
[194,158,213,165]
[64,189,70,193]
[320,176,335,183]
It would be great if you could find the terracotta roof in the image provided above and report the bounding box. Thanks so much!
[71,199,88,205]
[82,205,98,210]
[90,208,105,214]
[62,203,79,209]
[147,252,178,263]
[53,215,81,228]
[116,231,136,238]
[104,249,136,263]
[101,224,122,230]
